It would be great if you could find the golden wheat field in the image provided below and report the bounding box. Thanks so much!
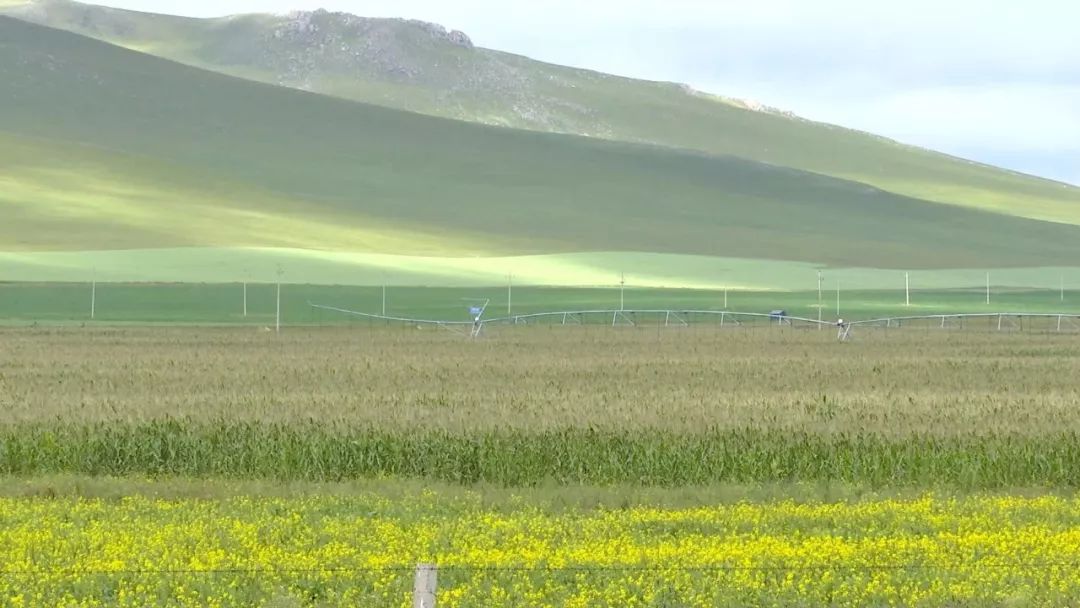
[2,326,1078,434]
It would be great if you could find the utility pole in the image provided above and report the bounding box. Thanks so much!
[275,265,283,334]
[817,271,823,325]
[90,271,96,320]
[242,281,248,318]
[619,272,625,311]
[836,279,840,317]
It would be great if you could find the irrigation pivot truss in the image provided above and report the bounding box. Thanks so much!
[849,312,1080,333]
[308,302,1080,335]
[309,303,826,329]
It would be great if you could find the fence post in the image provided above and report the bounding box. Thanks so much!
[413,563,437,608]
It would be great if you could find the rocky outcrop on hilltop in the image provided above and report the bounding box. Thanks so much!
[264,9,476,87]
[273,10,472,49]
[254,9,605,134]
[678,84,799,119]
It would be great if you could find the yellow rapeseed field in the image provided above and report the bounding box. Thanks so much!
[2,493,1079,607]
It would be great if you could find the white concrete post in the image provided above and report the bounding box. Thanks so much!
[413,563,437,608]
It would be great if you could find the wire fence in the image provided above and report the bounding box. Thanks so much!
[6,561,1080,606]
[5,562,1080,576]
[1,281,1077,327]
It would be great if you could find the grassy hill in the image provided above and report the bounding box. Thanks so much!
[1,15,1078,291]
[4,0,1080,227]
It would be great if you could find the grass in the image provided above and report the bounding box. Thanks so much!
[3,16,1080,274]
[0,133,482,255]
[7,0,1080,227]
[1,282,1078,324]
[8,474,1064,506]
[3,328,1079,488]
[5,474,1075,507]
[3,247,1080,290]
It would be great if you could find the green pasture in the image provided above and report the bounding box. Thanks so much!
[3,247,1078,290]
[1,282,1076,325]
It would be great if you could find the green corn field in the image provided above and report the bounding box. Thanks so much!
[2,422,1079,487]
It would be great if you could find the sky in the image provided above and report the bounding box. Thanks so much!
[91,0,1079,185]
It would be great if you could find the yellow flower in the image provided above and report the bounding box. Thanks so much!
[1,493,1079,606]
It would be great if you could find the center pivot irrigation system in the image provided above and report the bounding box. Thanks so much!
[308,302,1080,340]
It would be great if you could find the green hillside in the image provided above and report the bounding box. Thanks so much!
[3,15,1080,271]
[4,0,1080,226]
